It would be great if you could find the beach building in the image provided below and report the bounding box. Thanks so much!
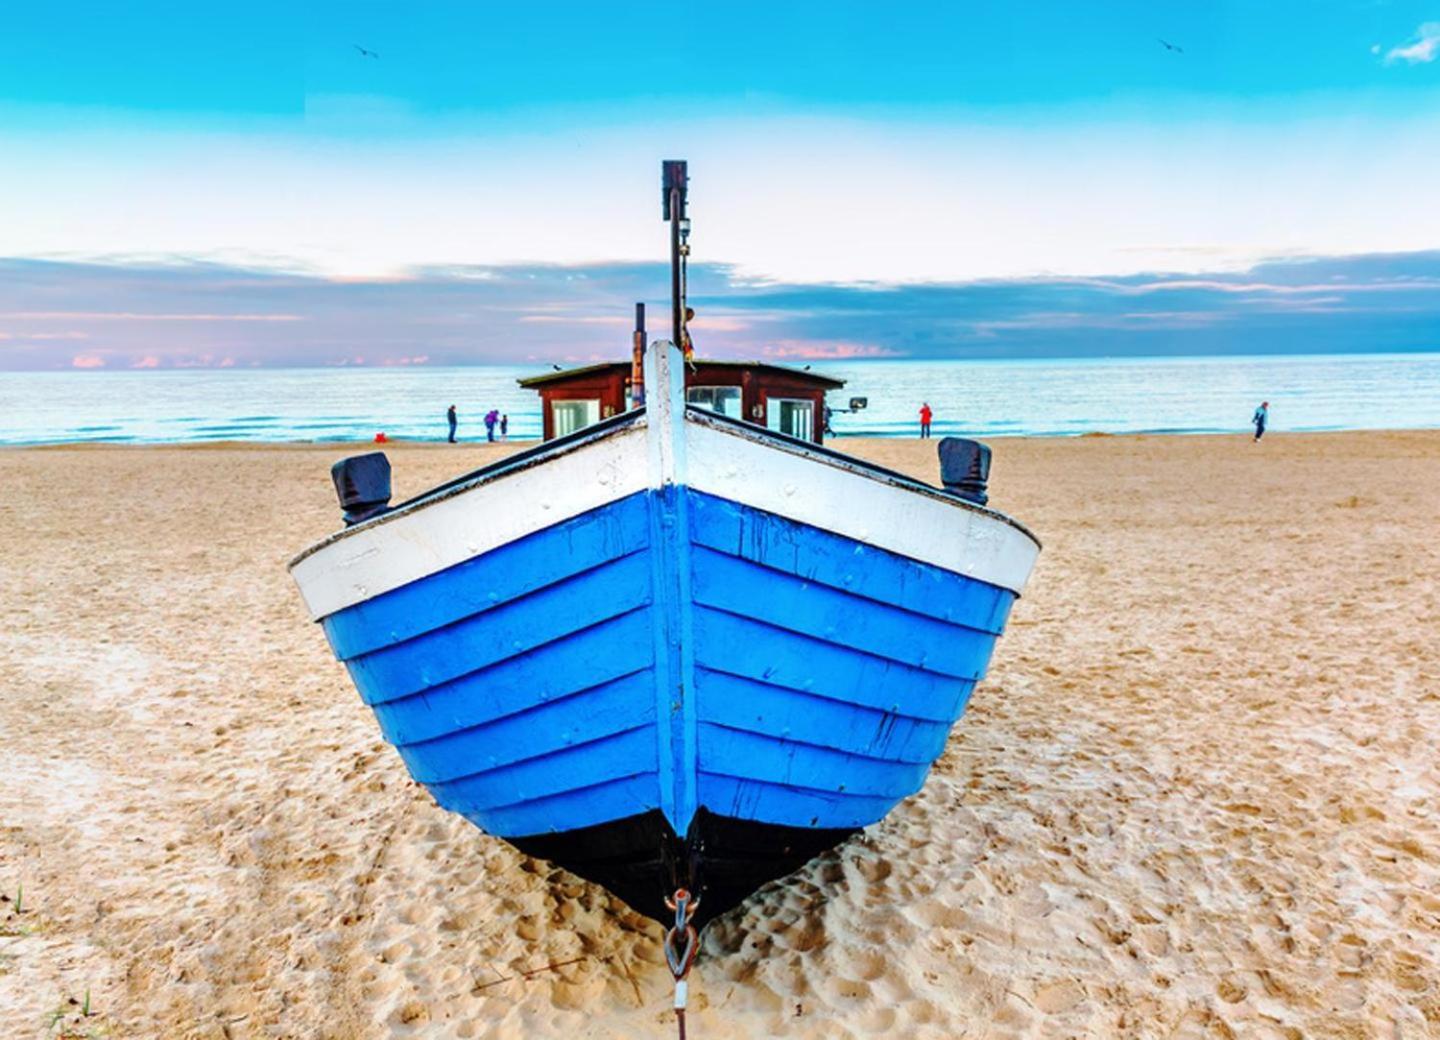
[519,359,844,444]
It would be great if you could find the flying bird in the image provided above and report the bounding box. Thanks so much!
[1157,38,1184,54]
[353,44,380,59]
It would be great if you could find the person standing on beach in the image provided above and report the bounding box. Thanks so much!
[500,414,508,440]
[446,404,457,443]
[919,402,933,439]
[484,409,498,442]
[1252,401,1269,442]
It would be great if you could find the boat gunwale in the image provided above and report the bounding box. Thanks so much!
[287,407,646,569]
[686,407,1042,550]
[289,403,1040,573]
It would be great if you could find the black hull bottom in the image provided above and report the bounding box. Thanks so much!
[508,808,856,929]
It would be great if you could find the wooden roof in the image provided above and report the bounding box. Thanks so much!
[518,359,845,390]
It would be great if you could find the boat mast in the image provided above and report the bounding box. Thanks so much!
[662,160,690,356]
[661,158,698,1040]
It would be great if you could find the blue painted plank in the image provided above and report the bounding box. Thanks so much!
[689,490,1015,633]
[476,774,664,837]
[430,726,657,813]
[697,773,898,830]
[346,552,654,703]
[642,483,687,836]
[396,669,658,784]
[694,666,953,765]
[317,484,1018,842]
[323,492,651,660]
[696,723,929,799]
[692,547,998,679]
[692,607,976,723]
[368,610,654,743]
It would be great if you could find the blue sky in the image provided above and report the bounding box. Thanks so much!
[1,2,1437,368]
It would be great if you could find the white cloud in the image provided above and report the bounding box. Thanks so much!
[2,105,1439,285]
[1384,22,1440,64]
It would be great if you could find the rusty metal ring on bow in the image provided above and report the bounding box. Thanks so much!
[663,923,698,978]
[664,888,700,920]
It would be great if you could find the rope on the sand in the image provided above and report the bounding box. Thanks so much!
[663,888,700,1039]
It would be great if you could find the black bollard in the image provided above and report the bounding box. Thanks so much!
[937,437,991,506]
[331,452,393,526]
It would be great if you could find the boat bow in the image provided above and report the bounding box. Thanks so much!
[290,341,1039,926]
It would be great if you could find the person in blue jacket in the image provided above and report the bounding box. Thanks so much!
[1252,401,1269,442]
[446,404,457,443]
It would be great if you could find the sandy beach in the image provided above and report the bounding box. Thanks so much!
[2,430,1437,1039]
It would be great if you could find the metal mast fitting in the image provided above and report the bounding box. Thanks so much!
[662,160,690,355]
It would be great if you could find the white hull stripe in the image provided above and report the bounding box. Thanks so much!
[291,424,648,620]
[291,414,1039,621]
[686,419,1039,595]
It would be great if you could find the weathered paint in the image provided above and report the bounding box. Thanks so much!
[294,341,1039,861]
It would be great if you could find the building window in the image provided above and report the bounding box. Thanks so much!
[767,398,814,440]
[552,398,601,437]
[686,385,743,419]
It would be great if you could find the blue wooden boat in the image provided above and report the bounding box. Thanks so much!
[289,340,1040,931]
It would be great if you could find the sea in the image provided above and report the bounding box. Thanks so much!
[2,352,1437,446]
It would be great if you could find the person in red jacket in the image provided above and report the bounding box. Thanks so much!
[919,402,933,439]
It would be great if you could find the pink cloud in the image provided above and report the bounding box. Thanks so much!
[689,315,751,333]
[131,355,161,369]
[3,311,303,322]
[519,314,629,325]
[71,354,106,368]
[380,355,431,366]
[760,340,898,359]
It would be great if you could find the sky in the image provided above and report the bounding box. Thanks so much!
[1,1,1438,369]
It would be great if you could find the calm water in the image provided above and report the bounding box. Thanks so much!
[2,353,1437,446]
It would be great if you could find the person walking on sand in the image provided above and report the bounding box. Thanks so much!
[446,404,457,443]
[500,414,508,440]
[919,402,933,439]
[484,409,499,442]
[1252,401,1269,442]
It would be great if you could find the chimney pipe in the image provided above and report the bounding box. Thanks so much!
[631,302,646,408]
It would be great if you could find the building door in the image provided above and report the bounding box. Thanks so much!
[766,397,814,441]
[551,399,601,437]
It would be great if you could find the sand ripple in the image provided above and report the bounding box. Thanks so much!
[2,432,1437,1038]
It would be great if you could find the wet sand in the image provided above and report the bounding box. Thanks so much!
[1,430,1437,1038]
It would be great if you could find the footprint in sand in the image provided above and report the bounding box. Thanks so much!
[1034,979,1085,1013]
[394,999,429,1026]
[1216,975,1248,1003]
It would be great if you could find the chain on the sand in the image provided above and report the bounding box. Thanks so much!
[663,888,700,1040]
